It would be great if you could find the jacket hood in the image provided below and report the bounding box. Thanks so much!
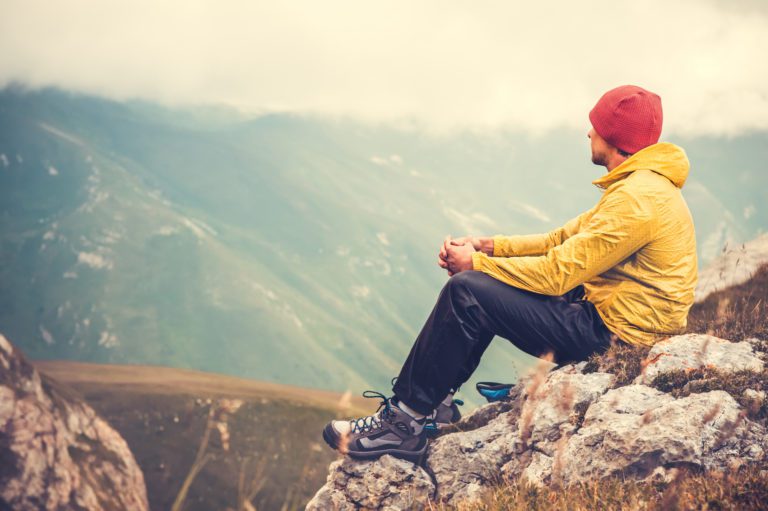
[592,142,690,190]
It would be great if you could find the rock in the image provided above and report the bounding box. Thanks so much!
[445,384,522,434]
[520,451,553,486]
[427,365,613,503]
[306,455,434,510]
[428,413,521,504]
[582,385,673,420]
[636,333,764,384]
[558,387,752,484]
[0,333,148,511]
[519,368,614,454]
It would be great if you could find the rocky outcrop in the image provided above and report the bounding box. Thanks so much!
[306,455,434,510]
[0,334,148,511]
[636,333,764,384]
[309,333,767,509]
[558,386,748,484]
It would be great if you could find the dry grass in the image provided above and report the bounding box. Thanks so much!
[434,465,768,510]
[582,340,650,386]
[686,264,768,342]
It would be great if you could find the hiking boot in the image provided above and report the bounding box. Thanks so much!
[389,377,463,435]
[322,391,428,462]
[424,397,463,435]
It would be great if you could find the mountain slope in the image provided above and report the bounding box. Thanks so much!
[1,87,766,399]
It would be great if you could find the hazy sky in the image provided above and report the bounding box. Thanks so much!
[2,0,767,136]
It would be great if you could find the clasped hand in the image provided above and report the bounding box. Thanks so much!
[437,235,477,276]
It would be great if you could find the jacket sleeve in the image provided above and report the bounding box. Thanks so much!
[491,206,597,257]
[472,185,656,296]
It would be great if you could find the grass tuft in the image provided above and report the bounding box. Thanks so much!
[583,340,649,386]
[439,465,768,510]
[687,264,768,342]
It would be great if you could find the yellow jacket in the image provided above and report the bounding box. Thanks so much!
[471,142,698,347]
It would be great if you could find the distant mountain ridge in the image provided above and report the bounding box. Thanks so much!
[1,87,766,398]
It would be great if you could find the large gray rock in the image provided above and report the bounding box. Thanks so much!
[428,413,521,504]
[519,366,614,454]
[558,386,754,485]
[427,366,613,503]
[0,334,148,511]
[637,333,764,384]
[306,455,434,510]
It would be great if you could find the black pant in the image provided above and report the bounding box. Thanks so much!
[392,271,614,415]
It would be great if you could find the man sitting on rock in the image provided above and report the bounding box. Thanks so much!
[322,85,698,462]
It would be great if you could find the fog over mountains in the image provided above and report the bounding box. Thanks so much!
[1,87,765,398]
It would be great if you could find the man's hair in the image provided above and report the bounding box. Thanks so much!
[618,148,633,158]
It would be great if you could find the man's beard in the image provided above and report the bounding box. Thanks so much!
[591,150,607,167]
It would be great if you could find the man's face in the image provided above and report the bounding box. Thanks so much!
[588,127,611,167]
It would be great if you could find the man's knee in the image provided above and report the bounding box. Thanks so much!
[446,271,530,317]
[445,270,489,298]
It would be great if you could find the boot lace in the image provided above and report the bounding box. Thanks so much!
[349,390,396,434]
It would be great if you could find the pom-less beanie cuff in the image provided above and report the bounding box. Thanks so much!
[589,85,663,154]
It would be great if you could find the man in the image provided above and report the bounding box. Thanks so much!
[322,85,698,462]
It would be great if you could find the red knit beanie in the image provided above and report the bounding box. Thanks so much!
[589,85,663,154]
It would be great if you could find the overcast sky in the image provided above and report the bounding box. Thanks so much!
[1,0,767,137]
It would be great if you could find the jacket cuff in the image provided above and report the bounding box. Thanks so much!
[491,235,510,257]
[471,251,487,271]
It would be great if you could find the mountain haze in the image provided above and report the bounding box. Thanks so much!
[1,87,766,399]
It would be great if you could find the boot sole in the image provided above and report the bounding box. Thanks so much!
[322,423,428,463]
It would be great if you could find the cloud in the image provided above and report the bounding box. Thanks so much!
[1,0,767,136]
